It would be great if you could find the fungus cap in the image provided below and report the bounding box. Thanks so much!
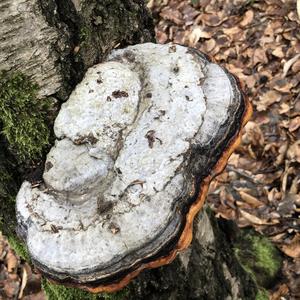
[16,43,251,292]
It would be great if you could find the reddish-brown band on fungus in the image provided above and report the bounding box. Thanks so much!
[46,75,253,294]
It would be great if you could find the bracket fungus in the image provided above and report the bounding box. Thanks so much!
[16,43,252,292]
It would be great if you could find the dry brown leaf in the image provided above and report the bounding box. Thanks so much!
[253,48,268,65]
[188,26,211,46]
[228,153,240,168]
[223,26,242,37]
[6,250,18,273]
[3,280,20,298]
[270,283,289,300]
[243,121,265,146]
[278,102,290,114]
[239,191,264,208]
[282,54,300,78]
[203,39,216,53]
[18,266,28,299]
[276,141,289,166]
[156,30,168,44]
[289,116,300,132]
[239,209,279,225]
[240,10,254,27]
[272,79,293,93]
[287,141,300,163]
[292,59,300,73]
[281,234,300,258]
[200,14,223,26]
[256,90,281,111]
[289,177,299,195]
[244,75,256,89]
[272,46,285,58]
[160,8,183,25]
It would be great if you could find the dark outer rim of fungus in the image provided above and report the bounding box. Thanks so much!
[38,49,253,293]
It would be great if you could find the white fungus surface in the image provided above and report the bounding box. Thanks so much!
[16,43,236,280]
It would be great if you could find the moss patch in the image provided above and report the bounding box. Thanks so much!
[0,71,50,162]
[234,229,282,288]
[42,279,129,300]
[7,235,30,261]
[255,289,269,300]
[0,71,53,273]
[0,144,19,236]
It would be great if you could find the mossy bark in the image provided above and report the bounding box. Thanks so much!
[0,0,154,235]
[0,1,259,299]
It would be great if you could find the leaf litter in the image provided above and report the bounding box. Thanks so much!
[148,0,300,298]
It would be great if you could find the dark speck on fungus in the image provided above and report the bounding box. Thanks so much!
[112,90,129,98]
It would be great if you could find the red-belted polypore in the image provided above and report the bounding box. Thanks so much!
[16,43,252,292]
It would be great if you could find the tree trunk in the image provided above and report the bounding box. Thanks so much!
[0,1,257,299]
[127,208,257,300]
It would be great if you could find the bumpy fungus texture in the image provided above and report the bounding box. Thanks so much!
[16,43,252,292]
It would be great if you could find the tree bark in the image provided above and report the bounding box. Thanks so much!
[0,0,154,99]
[0,1,257,299]
[127,208,257,300]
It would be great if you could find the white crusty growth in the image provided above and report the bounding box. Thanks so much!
[16,43,240,283]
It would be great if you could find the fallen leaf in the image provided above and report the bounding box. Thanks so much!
[188,26,211,46]
[282,54,300,78]
[253,48,268,65]
[18,266,28,299]
[243,121,265,146]
[278,102,290,114]
[6,250,18,273]
[289,116,300,132]
[281,234,300,258]
[272,46,285,58]
[239,191,264,208]
[239,209,279,225]
[287,141,300,163]
[240,10,254,27]
[223,26,242,37]
[203,38,216,52]
[4,280,20,298]
[256,90,281,111]
[156,30,168,44]
[200,14,223,26]
[160,8,184,25]
[292,59,300,73]
[276,141,289,166]
[270,283,289,300]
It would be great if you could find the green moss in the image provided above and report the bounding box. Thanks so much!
[79,26,90,44]
[7,236,30,261]
[42,279,129,300]
[255,289,269,300]
[0,71,53,270]
[0,71,50,162]
[0,165,15,201]
[234,229,282,288]
[0,147,19,235]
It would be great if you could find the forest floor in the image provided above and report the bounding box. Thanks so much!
[148,0,300,298]
[1,0,299,299]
